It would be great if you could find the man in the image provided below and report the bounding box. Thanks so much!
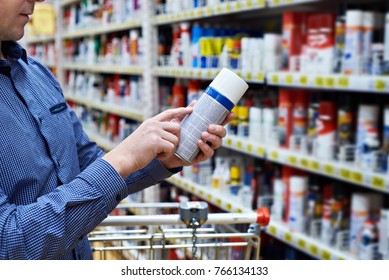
[0,0,232,259]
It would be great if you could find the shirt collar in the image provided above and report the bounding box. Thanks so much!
[1,41,28,63]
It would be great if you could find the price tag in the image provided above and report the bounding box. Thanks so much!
[256,72,265,82]
[309,160,320,171]
[235,1,241,10]
[284,0,294,3]
[324,77,335,88]
[198,190,204,197]
[207,194,212,201]
[206,7,212,16]
[246,0,253,7]
[314,76,324,87]
[246,72,253,80]
[184,183,189,190]
[374,79,386,92]
[309,244,318,256]
[257,147,266,157]
[285,74,294,85]
[339,168,351,180]
[216,5,222,14]
[237,208,243,213]
[226,203,232,211]
[206,70,212,79]
[371,176,386,190]
[247,143,253,153]
[257,0,265,6]
[236,141,243,150]
[271,74,280,84]
[351,172,364,184]
[270,151,279,160]
[226,3,232,12]
[288,155,297,165]
[296,75,307,86]
[297,239,306,249]
[190,186,195,193]
[268,225,277,235]
[323,164,335,176]
[284,232,293,243]
[338,76,349,88]
[300,158,309,168]
[321,250,331,260]
[226,138,232,146]
[216,198,222,207]
[271,0,281,5]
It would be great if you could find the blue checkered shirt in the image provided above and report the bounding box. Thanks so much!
[0,41,178,260]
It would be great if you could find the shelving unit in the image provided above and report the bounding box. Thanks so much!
[24,0,389,260]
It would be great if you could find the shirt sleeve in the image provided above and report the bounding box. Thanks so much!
[0,156,180,259]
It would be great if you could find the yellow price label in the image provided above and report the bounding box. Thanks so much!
[309,245,318,256]
[374,79,386,92]
[206,70,212,78]
[226,3,232,12]
[299,75,309,86]
[235,2,241,10]
[324,77,335,88]
[198,190,204,197]
[314,76,324,87]
[190,186,195,193]
[256,72,265,82]
[206,7,212,16]
[351,172,364,184]
[207,194,212,201]
[237,208,243,213]
[371,176,386,190]
[272,0,281,5]
[246,72,253,80]
[268,225,277,235]
[257,147,266,157]
[288,155,297,165]
[216,198,222,207]
[247,0,253,7]
[197,70,202,78]
[338,76,349,88]
[257,0,265,6]
[184,183,189,189]
[284,233,293,243]
[310,160,320,171]
[247,144,253,153]
[300,158,309,168]
[236,141,242,150]
[323,164,335,176]
[270,151,279,160]
[321,250,331,260]
[284,0,294,3]
[216,5,222,13]
[271,74,280,84]
[285,75,294,85]
[339,168,351,180]
[297,239,306,249]
[226,203,232,211]
[189,70,194,77]
[226,138,232,146]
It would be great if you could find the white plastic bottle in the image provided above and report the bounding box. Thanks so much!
[288,176,308,233]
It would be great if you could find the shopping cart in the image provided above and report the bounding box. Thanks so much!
[88,202,270,260]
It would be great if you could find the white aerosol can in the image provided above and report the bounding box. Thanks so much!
[175,68,249,164]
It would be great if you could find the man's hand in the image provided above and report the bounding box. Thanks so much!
[102,107,193,178]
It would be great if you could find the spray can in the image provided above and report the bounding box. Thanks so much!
[315,101,337,160]
[175,68,249,164]
[278,89,294,148]
[288,176,308,233]
[342,10,363,75]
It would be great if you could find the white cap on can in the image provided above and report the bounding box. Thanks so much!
[346,10,363,26]
[209,68,249,105]
[351,193,370,212]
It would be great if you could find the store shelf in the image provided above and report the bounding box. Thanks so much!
[152,0,266,25]
[223,135,389,194]
[267,71,389,94]
[63,63,143,75]
[83,128,116,151]
[267,0,320,7]
[25,35,56,44]
[153,66,265,83]
[61,20,142,39]
[65,94,145,122]
[167,174,356,260]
